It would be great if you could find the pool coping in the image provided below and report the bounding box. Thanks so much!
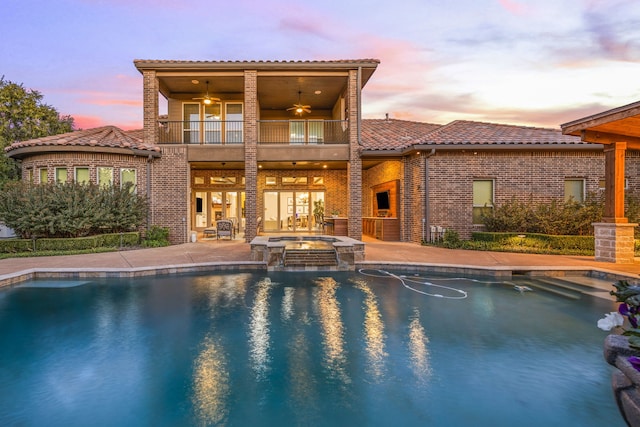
[1,259,637,290]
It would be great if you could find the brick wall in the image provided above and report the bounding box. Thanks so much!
[150,146,189,244]
[404,153,425,242]
[427,149,610,240]
[20,152,149,190]
[244,70,258,242]
[347,69,362,239]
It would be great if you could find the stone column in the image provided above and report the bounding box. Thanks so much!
[593,222,637,263]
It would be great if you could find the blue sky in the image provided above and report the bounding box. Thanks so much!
[3,0,639,130]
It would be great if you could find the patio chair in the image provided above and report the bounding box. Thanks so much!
[216,219,235,240]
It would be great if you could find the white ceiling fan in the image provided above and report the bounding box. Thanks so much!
[193,81,220,105]
[287,91,311,116]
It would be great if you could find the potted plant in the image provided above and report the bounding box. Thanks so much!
[599,280,640,426]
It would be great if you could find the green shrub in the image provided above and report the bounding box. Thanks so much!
[469,231,594,254]
[0,239,33,253]
[0,232,139,254]
[0,181,148,238]
[143,226,170,247]
[442,229,461,248]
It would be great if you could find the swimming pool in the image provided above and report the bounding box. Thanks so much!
[0,270,624,426]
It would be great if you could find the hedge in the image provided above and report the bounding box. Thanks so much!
[0,232,139,253]
[471,232,594,251]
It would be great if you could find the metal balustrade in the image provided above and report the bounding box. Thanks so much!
[158,121,244,144]
[257,120,349,145]
[156,120,349,145]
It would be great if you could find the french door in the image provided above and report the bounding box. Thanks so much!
[193,191,245,232]
[263,191,324,232]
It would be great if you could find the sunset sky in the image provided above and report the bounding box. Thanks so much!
[3,0,639,131]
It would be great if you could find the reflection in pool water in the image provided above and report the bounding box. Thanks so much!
[0,271,625,426]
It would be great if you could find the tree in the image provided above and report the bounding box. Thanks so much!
[0,76,75,184]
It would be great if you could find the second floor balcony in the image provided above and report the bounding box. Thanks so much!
[158,120,349,145]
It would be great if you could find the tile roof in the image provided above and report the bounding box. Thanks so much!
[5,126,159,155]
[416,120,583,146]
[361,119,442,150]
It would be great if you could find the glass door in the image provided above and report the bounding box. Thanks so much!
[262,191,324,232]
[204,103,222,144]
[294,192,310,231]
[225,103,243,143]
[263,192,279,232]
[183,103,200,144]
[194,192,208,228]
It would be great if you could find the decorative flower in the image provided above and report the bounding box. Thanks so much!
[597,311,624,331]
[629,356,640,371]
[602,280,640,372]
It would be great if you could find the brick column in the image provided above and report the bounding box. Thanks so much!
[244,70,258,242]
[593,222,637,263]
[347,69,362,240]
[142,70,158,144]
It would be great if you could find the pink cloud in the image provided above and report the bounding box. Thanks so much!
[72,115,141,131]
[73,115,108,130]
[278,17,331,40]
[497,0,530,15]
[81,97,142,107]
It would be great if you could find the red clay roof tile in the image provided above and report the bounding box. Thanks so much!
[5,126,159,155]
[416,120,583,146]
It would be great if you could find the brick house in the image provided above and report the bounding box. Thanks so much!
[7,59,631,246]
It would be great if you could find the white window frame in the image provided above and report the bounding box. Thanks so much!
[183,103,201,144]
[224,102,243,143]
[564,179,585,203]
[55,167,68,184]
[97,167,113,188]
[120,168,137,192]
[472,179,494,225]
[39,168,48,184]
[75,167,90,184]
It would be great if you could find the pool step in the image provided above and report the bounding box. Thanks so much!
[511,275,615,300]
[283,249,338,267]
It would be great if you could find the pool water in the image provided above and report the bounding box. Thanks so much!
[0,271,625,426]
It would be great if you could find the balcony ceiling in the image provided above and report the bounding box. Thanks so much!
[158,75,348,111]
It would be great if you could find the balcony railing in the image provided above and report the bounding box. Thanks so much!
[158,121,244,145]
[258,120,348,145]
[157,119,349,145]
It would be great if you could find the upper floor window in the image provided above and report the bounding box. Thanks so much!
[183,102,243,144]
[289,120,324,144]
[473,179,494,224]
[564,179,584,203]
